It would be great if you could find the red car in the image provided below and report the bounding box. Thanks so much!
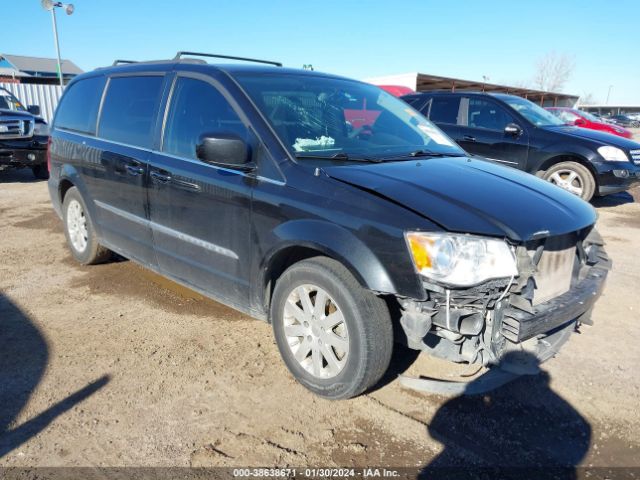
[344,85,416,129]
[546,107,633,139]
[378,85,415,97]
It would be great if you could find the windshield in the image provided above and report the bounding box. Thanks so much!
[234,73,465,161]
[0,91,26,112]
[501,96,565,127]
[578,110,600,122]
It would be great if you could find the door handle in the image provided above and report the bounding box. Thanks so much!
[125,164,145,176]
[463,135,476,142]
[150,170,172,182]
[172,178,201,192]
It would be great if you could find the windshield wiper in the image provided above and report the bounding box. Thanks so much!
[294,152,382,163]
[408,149,467,157]
[378,150,466,161]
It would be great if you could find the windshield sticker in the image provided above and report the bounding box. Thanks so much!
[417,124,455,146]
[293,136,336,152]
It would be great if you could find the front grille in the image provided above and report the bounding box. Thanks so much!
[500,229,608,343]
[630,149,640,164]
[528,236,576,306]
[501,235,578,342]
[0,118,33,139]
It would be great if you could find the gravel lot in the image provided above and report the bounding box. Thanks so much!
[1,167,639,473]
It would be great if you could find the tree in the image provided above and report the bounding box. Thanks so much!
[532,52,575,93]
[580,92,598,105]
[511,79,532,89]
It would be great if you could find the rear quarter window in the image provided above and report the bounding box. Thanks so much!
[98,75,164,149]
[402,95,429,112]
[54,76,106,134]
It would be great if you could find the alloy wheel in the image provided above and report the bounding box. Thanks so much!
[548,169,584,197]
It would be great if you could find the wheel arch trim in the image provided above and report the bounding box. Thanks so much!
[57,164,103,237]
[257,219,422,315]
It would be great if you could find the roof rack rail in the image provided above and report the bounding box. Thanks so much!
[112,59,138,66]
[173,51,282,67]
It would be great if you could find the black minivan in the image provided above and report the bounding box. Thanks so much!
[48,53,610,399]
[402,91,640,201]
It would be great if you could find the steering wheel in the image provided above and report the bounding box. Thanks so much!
[348,124,374,140]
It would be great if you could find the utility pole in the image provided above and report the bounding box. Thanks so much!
[482,75,489,92]
[50,7,63,86]
[41,0,75,87]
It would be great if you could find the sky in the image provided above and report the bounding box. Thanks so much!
[3,0,640,104]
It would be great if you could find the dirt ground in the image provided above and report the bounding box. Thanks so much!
[1,167,639,473]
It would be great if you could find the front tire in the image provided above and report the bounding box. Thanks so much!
[62,187,111,265]
[271,257,393,399]
[542,161,596,201]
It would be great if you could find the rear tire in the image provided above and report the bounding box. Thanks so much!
[32,165,49,180]
[271,256,393,399]
[542,161,595,201]
[62,187,111,265]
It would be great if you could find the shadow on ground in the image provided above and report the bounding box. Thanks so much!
[370,344,421,393]
[0,293,109,458]
[592,190,637,208]
[420,352,591,480]
[0,168,45,184]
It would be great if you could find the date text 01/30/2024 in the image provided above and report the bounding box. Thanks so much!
[232,468,401,477]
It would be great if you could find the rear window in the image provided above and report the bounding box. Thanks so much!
[98,76,164,148]
[55,76,106,134]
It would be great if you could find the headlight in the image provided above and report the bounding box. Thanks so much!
[405,232,518,287]
[598,146,628,162]
[34,122,49,136]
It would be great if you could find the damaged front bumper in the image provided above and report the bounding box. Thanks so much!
[499,258,608,343]
[397,229,611,368]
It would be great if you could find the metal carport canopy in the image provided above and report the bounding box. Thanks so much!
[414,73,579,107]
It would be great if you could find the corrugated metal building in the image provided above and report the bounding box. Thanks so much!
[0,54,81,122]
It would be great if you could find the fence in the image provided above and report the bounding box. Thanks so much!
[0,82,64,123]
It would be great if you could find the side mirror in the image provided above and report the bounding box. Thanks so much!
[504,123,522,136]
[27,105,41,116]
[574,118,586,126]
[196,133,253,171]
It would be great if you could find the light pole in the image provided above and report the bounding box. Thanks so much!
[41,0,75,87]
[482,75,490,92]
[606,85,613,105]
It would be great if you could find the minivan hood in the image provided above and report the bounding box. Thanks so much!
[543,125,640,149]
[324,157,596,241]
